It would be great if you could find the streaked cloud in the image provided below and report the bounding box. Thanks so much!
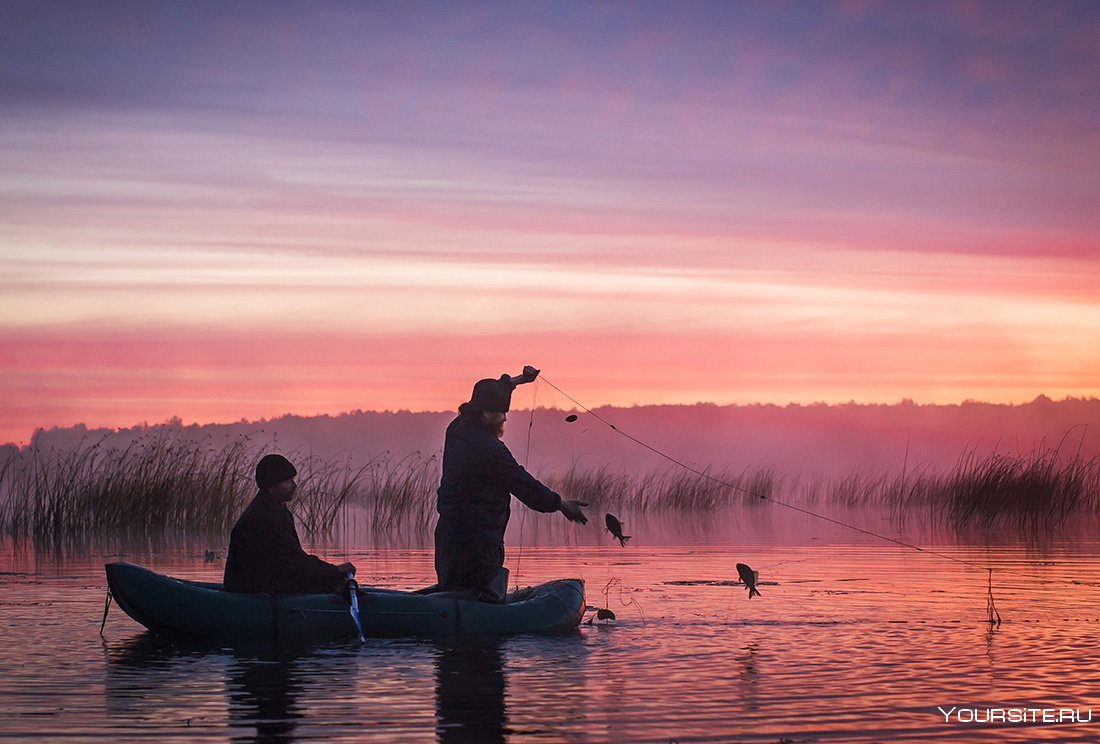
[2,1,1099,443]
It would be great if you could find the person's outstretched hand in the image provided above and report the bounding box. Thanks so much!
[559,499,588,524]
[510,365,540,385]
[337,562,357,576]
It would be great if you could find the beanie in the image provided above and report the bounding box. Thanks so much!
[465,375,516,414]
[256,454,297,489]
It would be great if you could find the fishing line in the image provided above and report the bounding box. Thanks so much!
[986,569,1002,627]
[513,379,540,591]
[539,375,1100,597]
[603,577,646,625]
[99,590,113,636]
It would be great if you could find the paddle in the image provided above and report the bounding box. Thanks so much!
[346,570,365,642]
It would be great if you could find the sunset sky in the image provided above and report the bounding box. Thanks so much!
[2,1,1099,445]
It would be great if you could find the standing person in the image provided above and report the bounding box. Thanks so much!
[434,366,588,602]
[224,454,355,594]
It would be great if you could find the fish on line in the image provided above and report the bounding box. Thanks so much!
[605,514,631,547]
[736,563,761,599]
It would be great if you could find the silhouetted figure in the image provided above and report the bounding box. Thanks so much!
[224,454,355,594]
[434,366,587,601]
[434,639,508,743]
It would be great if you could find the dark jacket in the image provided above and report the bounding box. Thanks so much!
[435,415,562,592]
[223,491,344,594]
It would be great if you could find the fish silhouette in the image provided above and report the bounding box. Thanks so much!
[736,563,761,598]
[605,513,631,547]
[565,414,578,422]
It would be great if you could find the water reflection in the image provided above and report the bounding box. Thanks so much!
[434,638,508,743]
[103,632,229,731]
[738,642,761,714]
[104,632,321,742]
[34,538,1100,743]
[226,649,306,742]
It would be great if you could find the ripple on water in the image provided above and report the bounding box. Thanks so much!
[2,535,1100,741]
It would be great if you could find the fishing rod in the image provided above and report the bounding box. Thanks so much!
[346,570,365,642]
[538,375,1100,596]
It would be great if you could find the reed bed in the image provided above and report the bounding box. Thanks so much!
[0,433,253,544]
[0,435,443,546]
[347,452,440,535]
[549,463,776,512]
[0,434,778,546]
[892,449,1100,532]
[797,469,934,507]
[3,432,1097,544]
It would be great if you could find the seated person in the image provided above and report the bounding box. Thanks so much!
[223,454,355,594]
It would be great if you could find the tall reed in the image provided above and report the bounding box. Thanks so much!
[0,432,253,544]
[3,431,1096,545]
[549,463,776,512]
[0,435,444,546]
[892,448,1100,531]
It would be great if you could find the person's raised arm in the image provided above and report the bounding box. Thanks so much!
[507,365,540,387]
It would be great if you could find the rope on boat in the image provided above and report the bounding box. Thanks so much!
[538,375,1100,606]
[291,607,448,617]
[99,590,113,637]
[986,569,1002,627]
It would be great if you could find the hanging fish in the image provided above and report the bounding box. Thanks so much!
[565,414,578,422]
[605,513,631,547]
[736,563,761,598]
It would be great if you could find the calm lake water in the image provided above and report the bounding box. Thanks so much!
[3,505,1100,742]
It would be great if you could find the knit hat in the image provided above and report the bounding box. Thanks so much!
[465,375,516,414]
[256,454,297,489]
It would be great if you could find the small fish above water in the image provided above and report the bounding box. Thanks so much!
[736,563,761,598]
[565,414,578,422]
[605,514,631,547]
[586,607,617,625]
